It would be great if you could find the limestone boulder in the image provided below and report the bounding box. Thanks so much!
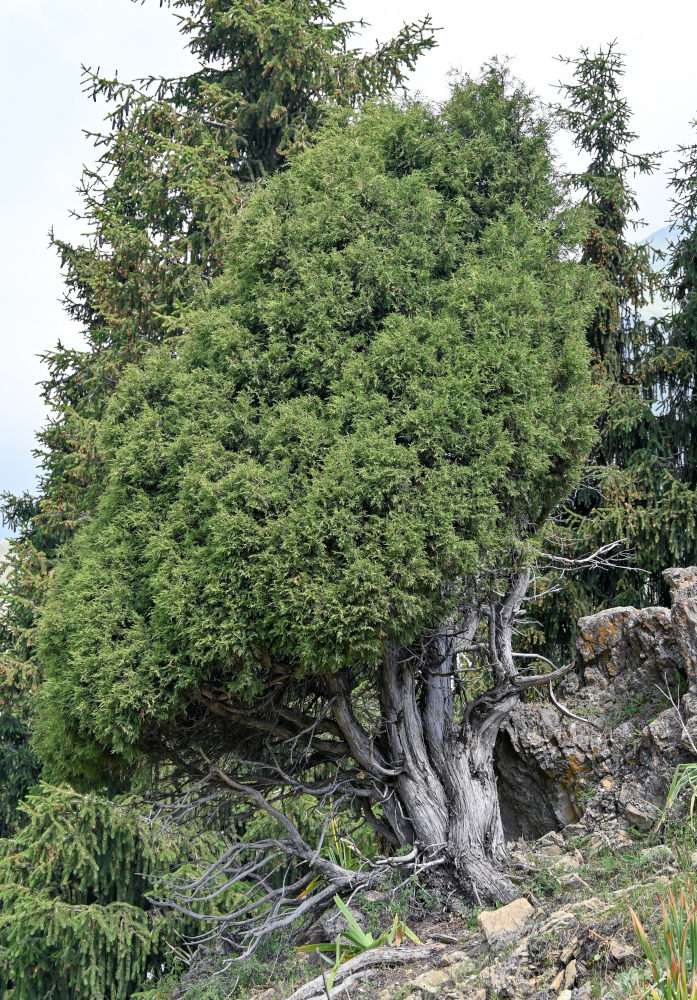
[496,567,697,839]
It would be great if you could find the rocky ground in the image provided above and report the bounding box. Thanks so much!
[236,820,692,1000]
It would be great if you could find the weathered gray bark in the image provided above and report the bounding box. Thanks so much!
[328,569,532,904]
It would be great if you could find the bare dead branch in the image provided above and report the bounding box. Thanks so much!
[325,671,404,779]
[547,679,603,730]
[535,539,645,575]
[656,677,697,755]
[512,660,575,690]
[512,651,560,671]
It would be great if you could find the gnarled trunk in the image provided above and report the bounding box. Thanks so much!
[329,569,532,904]
[379,632,520,903]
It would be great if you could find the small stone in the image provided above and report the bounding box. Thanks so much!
[572,985,592,1000]
[558,992,573,1000]
[450,958,476,979]
[537,831,566,850]
[609,937,637,962]
[560,873,591,892]
[564,959,577,989]
[361,889,389,903]
[411,967,456,997]
[438,950,471,968]
[477,897,534,949]
[552,854,582,872]
[586,833,606,854]
[511,937,530,961]
[560,939,580,965]
[624,801,658,830]
[551,969,565,990]
[538,844,564,857]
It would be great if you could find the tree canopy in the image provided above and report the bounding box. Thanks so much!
[34,73,601,791]
[528,44,679,659]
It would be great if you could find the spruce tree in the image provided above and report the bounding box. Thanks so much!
[530,44,678,657]
[0,1,436,818]
[659,123,697,495]
[555,43,658,384]
[0,784,216,1000]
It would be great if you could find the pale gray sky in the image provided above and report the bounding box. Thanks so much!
[1,0,695,515]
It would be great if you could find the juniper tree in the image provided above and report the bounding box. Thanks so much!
[38,0,435,538]
[35,72,601,924]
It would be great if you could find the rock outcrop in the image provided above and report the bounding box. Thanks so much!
[497,567,697,839]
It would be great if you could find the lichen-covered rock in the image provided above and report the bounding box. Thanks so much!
[496,567,697,839]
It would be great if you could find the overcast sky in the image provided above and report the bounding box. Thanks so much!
[1,0,695,519]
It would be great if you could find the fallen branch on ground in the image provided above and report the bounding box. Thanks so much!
[283,944,440,1000]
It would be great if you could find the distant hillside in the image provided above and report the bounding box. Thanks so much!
[642,225,674,318]
[645,224,672,255]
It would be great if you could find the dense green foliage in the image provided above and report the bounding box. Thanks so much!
[0,6,437,992]
[0,500,43,834]
[556,44,659,382]
[0,784,201,1000]
[562,49,697,618]
[7,14,697,998]
[34,74,601,784]
[0,714,38,838]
